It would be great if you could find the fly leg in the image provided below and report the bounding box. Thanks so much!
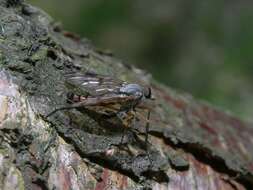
[119,127,126,145]
[131,109,153,167]
[115,110,137,153]
[116,111,132,146]
[46,101,90,118]
[46,96,106,118]
[126,107,153,167]
[145,110,150,150]
[120,110,136,144]
[145,110,153,167]
[46,105,78,118]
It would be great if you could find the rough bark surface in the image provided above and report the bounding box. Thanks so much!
[0,0,253,189]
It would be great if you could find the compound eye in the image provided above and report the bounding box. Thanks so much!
[144,87,152,99]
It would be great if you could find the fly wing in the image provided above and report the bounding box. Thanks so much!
[65,72,127,97]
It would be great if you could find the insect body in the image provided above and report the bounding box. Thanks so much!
[47,72,152,150]
[64,72,152,119]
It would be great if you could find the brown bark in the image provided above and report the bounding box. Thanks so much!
[0,0,252,189]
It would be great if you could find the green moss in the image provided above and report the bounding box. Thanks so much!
[0,49,6,66]
[7,60,32,73]
[30,46,48,62]
[0,148,8,155]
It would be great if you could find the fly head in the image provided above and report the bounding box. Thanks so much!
[143,87,152,99]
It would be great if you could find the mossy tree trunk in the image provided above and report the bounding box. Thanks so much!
[0,0,253,189]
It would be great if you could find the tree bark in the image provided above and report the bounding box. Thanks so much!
[0,0,253,189]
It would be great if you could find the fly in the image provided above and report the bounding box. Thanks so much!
[49,72,151,115]
[47,72,153,149]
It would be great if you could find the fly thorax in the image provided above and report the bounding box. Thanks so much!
[119,84,144,99]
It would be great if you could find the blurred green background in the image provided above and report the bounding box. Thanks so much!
[28,0,253,122]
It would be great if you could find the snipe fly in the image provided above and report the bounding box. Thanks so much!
[47,72,153,149]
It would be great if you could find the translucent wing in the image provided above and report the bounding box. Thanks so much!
[65,72,127,97]
[47,72,151,123]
